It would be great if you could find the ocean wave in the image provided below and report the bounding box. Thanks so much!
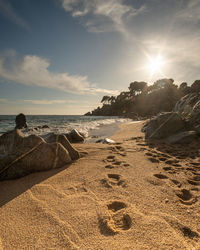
[0,115,131,138]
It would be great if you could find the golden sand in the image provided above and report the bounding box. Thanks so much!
[0,121,200,249]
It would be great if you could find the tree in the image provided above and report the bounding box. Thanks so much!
[191,80,200,92]
[101,95,110,104]
[129,81,147,95]
[180,82,187,90]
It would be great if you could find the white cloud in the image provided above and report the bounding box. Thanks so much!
[0,53,118,95]
[0,98,8,103]
[24,99,76,105]
[177,0,200,23]
[0,0,29,29]
[61,0,146,34]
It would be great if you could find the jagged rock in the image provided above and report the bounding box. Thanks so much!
[15,113,28,129]
[42,125,49,129]
[174,92,200,129]
[143,93,200,142]
[43,133,80,160]
[143,112,185,139]
[0,130,79,180]
[69,129,85,142]
[166,131,198,144]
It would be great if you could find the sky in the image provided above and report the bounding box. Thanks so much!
[0,0,199,115]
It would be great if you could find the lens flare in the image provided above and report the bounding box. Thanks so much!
[148,54,165,74]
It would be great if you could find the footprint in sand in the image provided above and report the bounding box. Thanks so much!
[180,226,199,239]
[175,189,197,205]
[148,157,160,163]
[170,179,182,187]
[162,215,199,240]
[154,173,168,179]
[106,155,116,162]
[158,157,168,162]
[104,155,131,169]
[192,171,200,176]
[108,145,127,156]
[105,164,115,169]
[187,175,200,186]
[190,162,200,167]
[100,174,127,188]
[137,143,147,146]
[114,145,127,156]
[145,152,153,156]
[108,174,127,187]
[130,136,143,141]
[163,166,173,172]
[99,201,132,235]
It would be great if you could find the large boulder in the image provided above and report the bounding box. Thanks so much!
[166,131,198,144]
[174,92,200,131]
[43,133,80,160]
[143,112,185,139]
[15,113,28,129]
[66,129,85,143]
[0,130,79,180]
[62,129,85,143]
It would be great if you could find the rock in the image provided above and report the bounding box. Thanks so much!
[91,135,98,138]
[42,125,49,129]
[174,92,200,129]
[143,93,200,142]
[0,130,73,180]
[166,131,198,144]
[43,133,80,160]
[69,129,84,142]
[15,113,28,129]
[96,138,115,144]
[64,133,73,142]
[194,125,200,135]
[143,112,185,139]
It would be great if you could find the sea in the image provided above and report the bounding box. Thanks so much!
[0,115,131,141]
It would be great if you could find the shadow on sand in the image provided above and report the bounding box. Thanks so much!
[145,138,200,160]
[0,164,71,208]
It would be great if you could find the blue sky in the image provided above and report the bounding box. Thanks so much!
[0,0,199,114]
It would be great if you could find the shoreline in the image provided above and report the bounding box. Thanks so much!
[86,120,140,143]
[0,121,199,249]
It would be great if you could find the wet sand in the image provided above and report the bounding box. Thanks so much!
[0,121,200,249]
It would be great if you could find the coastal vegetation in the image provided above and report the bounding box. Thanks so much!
[85,79,200,118]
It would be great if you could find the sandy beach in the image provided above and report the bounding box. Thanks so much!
[0,121,200,249]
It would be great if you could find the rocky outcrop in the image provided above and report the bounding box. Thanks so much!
[0,130,80,180]
[174,92,200,131]
[15,113,28,129]
[143,92,200,142]
[143,112,185,139]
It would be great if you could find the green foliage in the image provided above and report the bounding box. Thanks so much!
[85,79,200,117]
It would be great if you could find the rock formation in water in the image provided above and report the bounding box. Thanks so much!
[15,113,28,129]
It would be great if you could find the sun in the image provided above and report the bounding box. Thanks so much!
[147,54,165,75]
